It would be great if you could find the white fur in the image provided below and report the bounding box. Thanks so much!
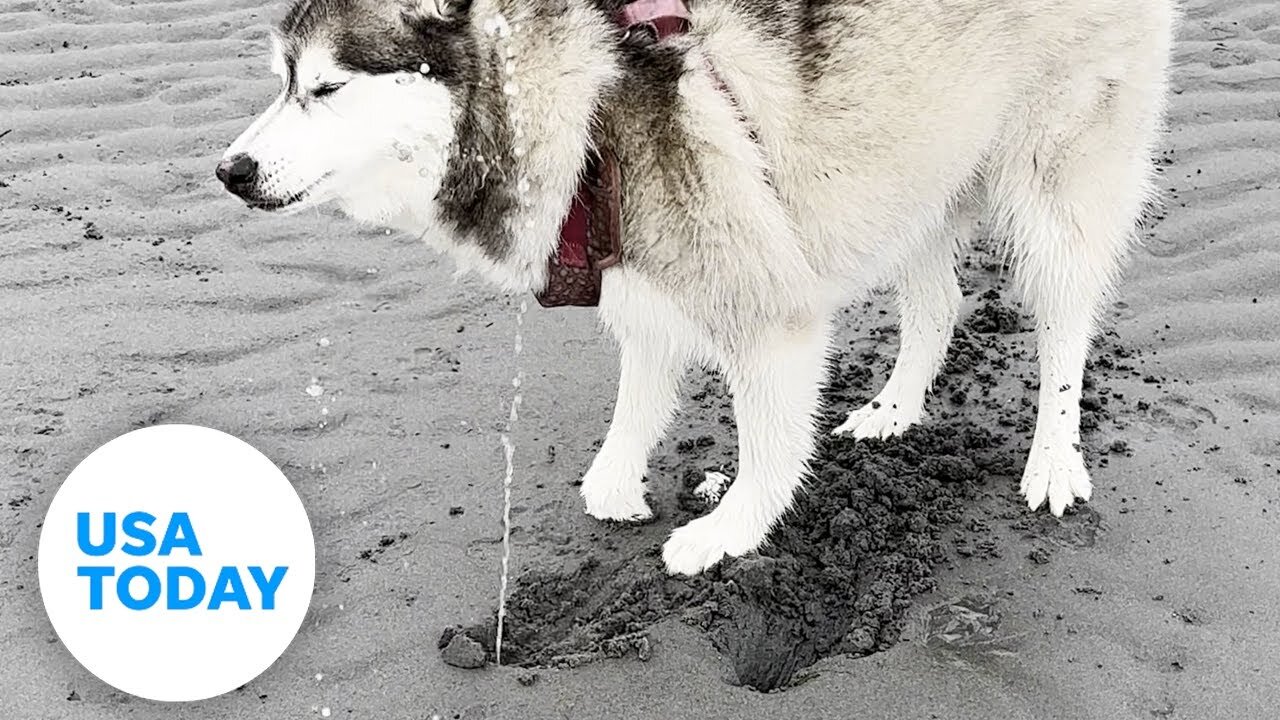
[226,42,456,222]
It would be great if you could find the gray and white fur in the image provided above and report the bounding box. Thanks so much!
[220,0,1177,575]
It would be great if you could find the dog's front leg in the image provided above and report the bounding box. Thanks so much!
[662,316,833,575]
[580,308,688,522]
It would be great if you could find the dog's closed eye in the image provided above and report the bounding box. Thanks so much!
[311,82,346,99]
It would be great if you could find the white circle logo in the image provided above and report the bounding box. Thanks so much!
[38,425,315,702]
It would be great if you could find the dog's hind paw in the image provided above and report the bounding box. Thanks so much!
[1020,440,1093,516]
[832,398,923,439]
[693,471,731,505]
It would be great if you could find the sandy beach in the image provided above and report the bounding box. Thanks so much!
[2,0,1278,717]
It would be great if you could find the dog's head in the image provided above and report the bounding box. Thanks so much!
[218,0,478,223]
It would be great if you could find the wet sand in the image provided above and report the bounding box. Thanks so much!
[1,0,1278,717]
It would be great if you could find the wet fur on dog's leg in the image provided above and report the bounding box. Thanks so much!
[663,315,833,575]
[990,68,1166,515]
[833,213,971,439]
[583,270,694,521]
[579,330,685,522]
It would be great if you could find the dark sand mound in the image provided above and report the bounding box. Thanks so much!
[443,248,1131,691]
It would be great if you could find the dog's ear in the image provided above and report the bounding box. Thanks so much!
[403,0,473,20]
[267,31,288,78]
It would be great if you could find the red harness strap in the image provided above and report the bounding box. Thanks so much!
[616,0,692,39]
[534,149,623,308]
[534,0,729,309]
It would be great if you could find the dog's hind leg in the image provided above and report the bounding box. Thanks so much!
[991,73,1161,515]
[832,209,973,439]
[582,275,692,522]
[663,315,832,575]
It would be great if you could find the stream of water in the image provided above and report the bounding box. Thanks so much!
[494,299,526,665]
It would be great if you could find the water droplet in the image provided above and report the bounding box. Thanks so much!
[503,81,519,96]
[420,62,431,75]
[485,13,511,37]
[513,146,526,158]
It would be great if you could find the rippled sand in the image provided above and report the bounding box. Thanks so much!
[1,0,1277,717]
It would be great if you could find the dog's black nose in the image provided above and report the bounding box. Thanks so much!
[216,153,258,191]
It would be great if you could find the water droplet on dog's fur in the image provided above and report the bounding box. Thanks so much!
[483,14,511,37]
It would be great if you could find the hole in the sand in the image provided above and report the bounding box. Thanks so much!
[451,421,1013,692]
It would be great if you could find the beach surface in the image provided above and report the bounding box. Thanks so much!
[1,0,1278,717]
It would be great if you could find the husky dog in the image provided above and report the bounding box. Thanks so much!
[220,0,1175,575]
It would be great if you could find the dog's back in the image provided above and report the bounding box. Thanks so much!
[603,0,1176,293]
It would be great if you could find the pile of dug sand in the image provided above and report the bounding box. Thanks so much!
[442,242,1133,691]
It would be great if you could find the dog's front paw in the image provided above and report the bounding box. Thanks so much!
[1020,439,1092,516]
[832,397,923,439]
[662,511,763,576]
[662,516,730,575]
[580,463,651,522]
